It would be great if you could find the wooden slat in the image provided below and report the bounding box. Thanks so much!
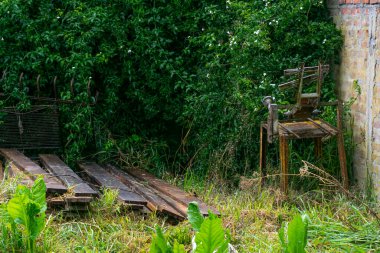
[48,196,93,211]
[125,167,220,216]
[4,160,34,186]
[0,149,67,193]
[106,165,185,220]
[278,120,338,139]
[40,154,98,197]
[78,162,147,206]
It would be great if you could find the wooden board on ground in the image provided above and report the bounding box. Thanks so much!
[40,154,98,197]
[106,165,185,220]
[0,149,67,194]
[48,196,94,211]
[78,162,147,207]
[125,167,219,216]
[4,160,34,186]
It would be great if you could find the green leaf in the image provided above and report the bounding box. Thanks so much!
[173,241,186,253]
[279,214,308,253]
[287,214,307,253]
[187,202,204,232]
[6,178,47,252]
[7,195,27,226]
[194,215,229,253]
[31,177,47,212]
[149,226,172,253]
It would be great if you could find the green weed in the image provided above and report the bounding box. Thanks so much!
[150,202,230,253]
[0,177,47,253]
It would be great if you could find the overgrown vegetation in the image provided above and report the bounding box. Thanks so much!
[2,1,376,252]
[0,0,343,181]
[1,175,379,252]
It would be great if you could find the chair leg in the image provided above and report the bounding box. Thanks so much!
[279,136,289,193]
[260,125,267,185]
[314,137,322,159]
[337,102,349,189]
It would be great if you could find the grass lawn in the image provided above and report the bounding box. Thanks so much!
[1,171,380,252]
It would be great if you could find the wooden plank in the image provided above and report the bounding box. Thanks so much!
[40,154,98,197]
[279,136,289,193]
[337,102,349,189]
[106,165,185,220]
[125,167,220,216]
[0,149,67,194]
[4,160,34,186]
[260,124,267,186]
[78,162,147,206]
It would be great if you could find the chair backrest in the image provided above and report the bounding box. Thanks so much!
[278,63,329,118]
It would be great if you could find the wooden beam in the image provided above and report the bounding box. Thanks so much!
[125,167,220,216]
[106,165,185,220]
[259,125,267,186]
[0,149,67,194]
[40,154,98,197]
[78,162,147,206]
[279,136,289,193]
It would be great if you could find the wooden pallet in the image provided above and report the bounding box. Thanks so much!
[0,149,96,211]
[40,154,98,197]
[0,149,219,220]
[125,166,220,216]
[0,149,67,193]
[79,162,219,220]
[78,162,147,209]
[106,164,186,220]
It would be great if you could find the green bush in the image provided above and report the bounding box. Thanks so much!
[0,0,343,178]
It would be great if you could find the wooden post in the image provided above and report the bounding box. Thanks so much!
[279,136,289,193]
[314,137,322,159]
[337,101,349,189]
[260,125,267,185]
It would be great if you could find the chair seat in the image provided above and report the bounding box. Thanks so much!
[262,119,338,140]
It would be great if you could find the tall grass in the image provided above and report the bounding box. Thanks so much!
[0,169,379,252]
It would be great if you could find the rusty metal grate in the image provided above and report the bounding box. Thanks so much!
[0,105,61,150]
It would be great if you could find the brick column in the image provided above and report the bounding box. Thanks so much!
[329,0,380,198]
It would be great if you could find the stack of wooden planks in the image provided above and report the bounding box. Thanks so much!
[0,149,98,211]
[0,148,219,220]
[80,162,220,220]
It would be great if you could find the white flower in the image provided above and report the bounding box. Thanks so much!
[254,30,260,35]
[128,49,132,53]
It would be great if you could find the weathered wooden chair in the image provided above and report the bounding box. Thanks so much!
[260,63,348,193]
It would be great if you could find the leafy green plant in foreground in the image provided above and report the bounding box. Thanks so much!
[0,177,47,253]
[150,202,230,253]
[279,214,309,253]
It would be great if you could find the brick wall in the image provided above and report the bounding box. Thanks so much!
[328,0,380,198]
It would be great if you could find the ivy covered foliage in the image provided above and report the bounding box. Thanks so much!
[0,0,342,177]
